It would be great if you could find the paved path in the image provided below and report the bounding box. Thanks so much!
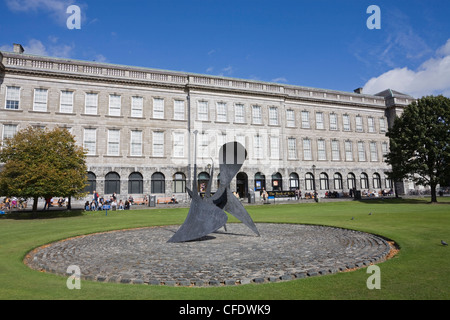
[25,223,392,286]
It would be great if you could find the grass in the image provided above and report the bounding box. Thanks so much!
[0,198,449,300]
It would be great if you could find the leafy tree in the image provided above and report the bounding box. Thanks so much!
[386,95,450,202]
[0,127,88,211]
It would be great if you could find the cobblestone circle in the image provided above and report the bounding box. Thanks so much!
[25,223,392,286]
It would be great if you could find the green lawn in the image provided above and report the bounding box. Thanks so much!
[0,198,449,300]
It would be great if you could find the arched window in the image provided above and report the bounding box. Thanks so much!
[128,172,143,194]
[198,172,210,192]
[384,175,393,189]
[254,172,266,191]
[289,173,299,190]
[272,172,282,191]
[347,172,356,190]
[305,172,315,190]
[173,172,186,193]
[105,172,120,194]
[151,172,165,194]
[319,172,329,190]
[372,173,381,189]
[85,171,96,194]
[360,173,369,189]
[333,173,343,190]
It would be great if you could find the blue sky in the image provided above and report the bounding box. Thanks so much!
[1,0,450,97]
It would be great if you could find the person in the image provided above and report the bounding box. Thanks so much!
[262,188,268,202]
[143,195,148,206]
[124,200,130,210]
[43,197,52,210]
[93,190,99,207]
[118,200,124,210]
[171,195,178,204]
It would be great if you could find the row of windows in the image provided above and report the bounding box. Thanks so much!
[88,171,393,195]
[3,86,387,132]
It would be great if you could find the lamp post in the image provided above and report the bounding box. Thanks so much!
[312,165,318,202]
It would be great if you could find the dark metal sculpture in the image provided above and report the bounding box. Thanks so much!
[168,141,260,243]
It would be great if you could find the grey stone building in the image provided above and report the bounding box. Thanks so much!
[0,43,414,203]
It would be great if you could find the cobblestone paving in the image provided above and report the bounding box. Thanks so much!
[25,223,392,286]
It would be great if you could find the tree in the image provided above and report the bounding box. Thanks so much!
[386,95,450,202]
[0,127,88,211]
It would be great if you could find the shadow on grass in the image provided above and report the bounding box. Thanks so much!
[0,209,85,220]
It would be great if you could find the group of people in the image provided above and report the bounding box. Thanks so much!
[85,191,134,211]
[1,196,27,211]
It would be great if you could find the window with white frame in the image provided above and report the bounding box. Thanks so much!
[370,142,378,161]
[217,132,227,151]
[317,139,326,160]
[368,117,375,133]
[343,114,351,131]
[356,116,363,132]
[382,142,389,158]
[198,101,209,121]
[269,107,278,125]
[253,135,263,159]
[303,138,312,160]
[109,94,121,116]
[130,130,143,156]
[270,136,279,159]
[5,86,20,110]
[153,98,165,119]
[288,138,297,159]
[234,104,245,123]
[357,141,366,161]
[131,96,143,118]
[344,140,353,161]
[173,132,185,158]
[173,100,185,120]
[83,128,96,155]
[60,91,73,113]
[198,132,209,157]
[379,117,386,132]
[286,109,295,127]
[235,134,245,148]
[107,129,120,156]
[2,124,17,141]
[152,131,164,157]
[329,113,338,130]
[216,102,227,122]
[331,140,340,161]
[301,111,310,128]
[252,105,262,124]
[316,112,324,129]
[33,88,48,112]
[85,93,98,115]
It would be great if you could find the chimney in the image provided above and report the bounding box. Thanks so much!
[354,87,363,94]
[13,43,24,54]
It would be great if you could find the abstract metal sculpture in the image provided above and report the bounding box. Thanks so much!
[168,141,260,243]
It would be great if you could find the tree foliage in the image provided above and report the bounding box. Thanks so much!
[386,95,450,202]
[0,127,88,210]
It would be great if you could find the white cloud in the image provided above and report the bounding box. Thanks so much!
[271,77,288,83]
[1,39,74,59]
[363,39,450,98]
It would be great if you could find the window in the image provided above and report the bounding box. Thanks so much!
[305,173,314,190]
[270,136,279,159]
[105,172,120,194]
[269,107,278,125]
[368,117,375,132]
[303,138,312,160]
[151,172,165,193]
[252,105,262,124]
[173,132,185,158]
[85,172,96,194]
[153,98,164,119]
[356,116,363,132]
[174,100,185,120]
[152,131,164,157]
[235,135,245,149]
[83,128,96,155]
[286,109,295,127]
[334,173,343,190]
[60,91,73,113]
[317,139,326,160]
[319,173,329,190]
[131,96,143,118]
[357,141,366,161]
[33,88,48,112]
[316,112,324,129]
[289,173,299,190]
[109,94,121,116]
[216,102,227,122]
[329,113,338,130]
[130,130,142,156]
[370,142,378,161]
[173,172,186,193]
[5,86,20,109]
[254,172,266,191]
[347,173,356,189]
[198,101,208,121]
[384,175,393,189]
[253,135,263,159]
[234,104,245,123]
[379,118,386,132]
[128,172,143,194]
[217,133,227,152]
[331,140,340,161]
[198,172,210,192]
[343,114,351,131]
[2,124,17,141]
[382,142,389,158]
[288,138,297,159]
[107,129,120,156]
[272,173,282,191]
[198,132,209,158]
[344,141,353,161]
[301,111,310,128]
[373,173,381,189]
[85,93,98,115]
[360,173,369,189]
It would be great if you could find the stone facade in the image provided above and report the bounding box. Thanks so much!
[0,46,414,202]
